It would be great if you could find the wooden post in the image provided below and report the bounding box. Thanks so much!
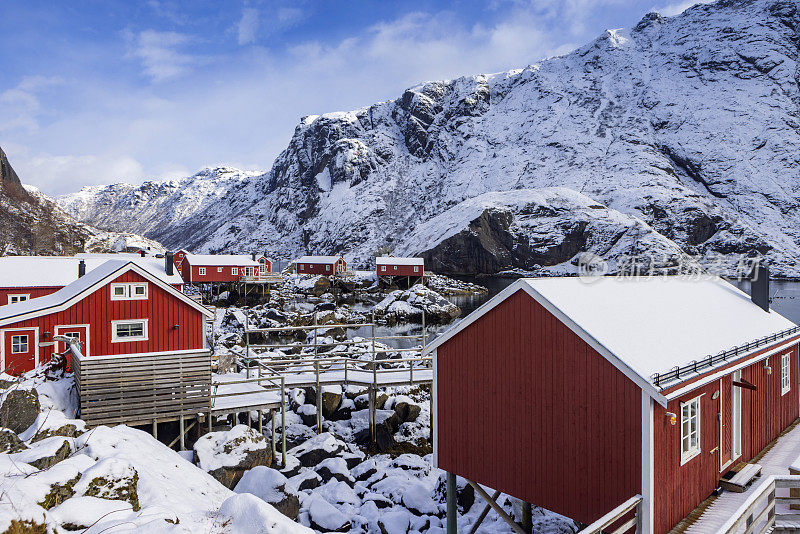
[369,385,376,444]
[208,411,212,432]
[447,472,457,534]
[522,502,532,534]
[152,420,158,440]
[270,408,276,462]
[258,409,263,434]
[179,415,185,451]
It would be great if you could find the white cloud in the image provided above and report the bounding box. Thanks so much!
[12,151,145,193]
[127,29,197,82]
[653,0,715,17]
[237,8,259,45]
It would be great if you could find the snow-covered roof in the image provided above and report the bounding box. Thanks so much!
[376,256,424,266]
[182,253,260,267]
[0,254,183,288]
[296,255,343,264]
[0,260,212,326]
[426,276,798,402]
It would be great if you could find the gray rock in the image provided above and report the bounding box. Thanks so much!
[194,426,273,489]
[29,440,71,470]
[0,429,27,453]
[394,402,421,423]
[0,389,40,434]
[234,466,301,520]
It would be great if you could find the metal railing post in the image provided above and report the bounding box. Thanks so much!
[315,359,322,434]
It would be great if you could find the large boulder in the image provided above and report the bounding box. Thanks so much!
[0,388,40,433]
[234,466,301,520]
[73,458,141,511]
[194,425,273,488]
[307,495,351,532]
[374,285,460,325]
[289,432,347,468]
[394,402,421,423]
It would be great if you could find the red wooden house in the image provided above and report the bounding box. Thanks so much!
[0,254,183,305]
[172,251,267,283]
[376,256,424,277]
[295,256,346,275]
[426,274,799,534]
[0,259,212,375]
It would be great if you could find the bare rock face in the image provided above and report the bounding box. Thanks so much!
[0,147,21,185]
[0,389,41,434]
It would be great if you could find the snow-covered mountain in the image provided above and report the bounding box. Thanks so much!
[58,0,800,276]
[58,167,261,249]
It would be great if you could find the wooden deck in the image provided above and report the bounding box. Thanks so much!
[674,420,800,533]
[74,349,212,427]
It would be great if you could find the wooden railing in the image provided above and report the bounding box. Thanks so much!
[718,475,800,533]
[580,495,642,534]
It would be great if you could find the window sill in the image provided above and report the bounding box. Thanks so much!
[680,450,701,466]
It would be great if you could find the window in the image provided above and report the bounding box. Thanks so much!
[393,265,398,270]
[10,335,28,354]
[111,320,148,342]
[381,266,386,272]
[245,267,254,276]
[110,283,148,300]
[217,267,223,273]
[232,267,238,275]
[199,267,206,276]
[326,265,331,272]
[8,294,29,303]
[414,266,419,273]
[299,264,304,271]
[681,397,701,464]
[782,353,792,395]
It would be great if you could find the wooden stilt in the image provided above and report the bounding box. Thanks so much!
[179,415,185,451]
[258,409,263,434]
[152,420,158,440]
[469,490,501,534]
[270,409,276,463]
[466,480,525,534]
[447,472,457,534]
[522,502,533,534]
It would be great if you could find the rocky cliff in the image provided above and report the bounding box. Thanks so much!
[58,0,800,276]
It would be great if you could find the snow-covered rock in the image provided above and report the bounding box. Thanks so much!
[234,466,301,519]
[194,424,274,488]
[375,285,460,324]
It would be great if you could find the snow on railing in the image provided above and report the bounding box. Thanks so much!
[652,325,800,388]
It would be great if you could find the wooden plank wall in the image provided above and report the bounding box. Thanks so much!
[436,289,642,526]
[75,350,211,427]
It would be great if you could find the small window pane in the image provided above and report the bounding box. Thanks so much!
[11,335,28,354]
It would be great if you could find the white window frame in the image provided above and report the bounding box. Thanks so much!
[393,265,398,270]
[232,267,239,275]
[326,264,331,272]
[299,264,304,271]
[782,353,792,396]
[217,267,223,273]
[680,396,702,465]
[10,335,28,354]
[414,266,419,273]
[111,319,149,343]
[8,294,29,304]
[198,267,206,276]
[381,265,386,272]
[110,283,148,301]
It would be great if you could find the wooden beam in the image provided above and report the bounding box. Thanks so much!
[466,480,526,534]
[734,379,757,391]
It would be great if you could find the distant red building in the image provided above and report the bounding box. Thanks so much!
[0,260,212,375]
[294,255,346,275]
[376,256,424,277]
[0,254,184,306]
[172,251,269,283]
[427,274,800,533]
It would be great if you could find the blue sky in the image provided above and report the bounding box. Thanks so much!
[0,0,710,195]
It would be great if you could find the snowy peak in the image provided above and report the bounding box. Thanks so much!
[58,0,800,275]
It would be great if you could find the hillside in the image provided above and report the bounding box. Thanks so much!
[59,0,800,276]
[0,147,165,256]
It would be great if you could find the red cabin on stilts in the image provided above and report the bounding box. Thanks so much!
[294,256,346,275]
[427,272,799,533]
